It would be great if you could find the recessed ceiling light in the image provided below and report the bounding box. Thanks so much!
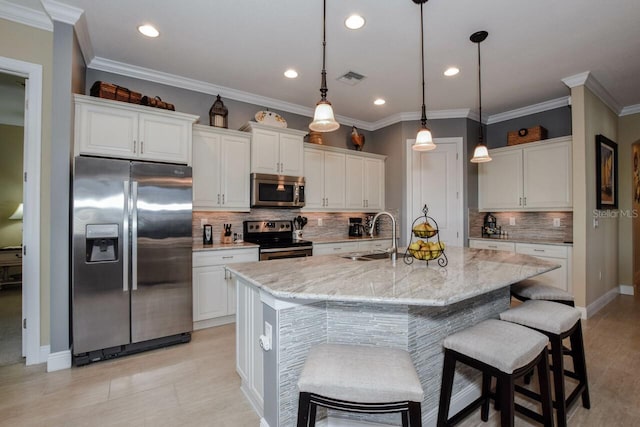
[374,98,386,106]
[284,69,298,79]
[345,14,365,30]
[444,67,460,77]
[138,24,159,38]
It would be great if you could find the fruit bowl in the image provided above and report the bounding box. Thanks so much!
[412,229,437,238]
[408,248,442,260]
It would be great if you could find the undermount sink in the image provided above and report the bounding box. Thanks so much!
[341,252,390,261]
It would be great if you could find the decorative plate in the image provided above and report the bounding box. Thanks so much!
[255,110,287,128]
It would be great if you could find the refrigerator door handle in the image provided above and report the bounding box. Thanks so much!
[123,181,130,292]
[132,181,139,291]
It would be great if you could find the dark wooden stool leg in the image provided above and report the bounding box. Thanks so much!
[408,401,422,427]
[494,377,502,410]
[550,335,567,427]
[309,402,317,427]
[297,392,311,427]
[570,322,591,409]
[536,347,554,427]
[481,372,491,421]
[500,374,515,427]
[402,411,409,427]
[437,349,456,427]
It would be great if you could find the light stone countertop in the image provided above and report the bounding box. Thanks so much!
[193,242,258,252]
[468,237,573,246]
[225,246,559,307]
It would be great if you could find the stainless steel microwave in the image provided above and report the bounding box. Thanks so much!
[250,173,305,208]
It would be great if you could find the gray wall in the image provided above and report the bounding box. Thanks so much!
[486,106,572,148]
[85,69,373,152]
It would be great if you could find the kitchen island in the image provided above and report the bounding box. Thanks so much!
[226,247,559,427]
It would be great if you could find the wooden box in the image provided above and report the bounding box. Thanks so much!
[90,81,141,104]
[141,96,175,111]
[507,126,548,146]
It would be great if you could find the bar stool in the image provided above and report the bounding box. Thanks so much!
[438,319,554,427]
[297,343,424,427]
[500,300,590,427]
[511,279,575,306]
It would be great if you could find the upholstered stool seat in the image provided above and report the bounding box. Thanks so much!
[438,319,554,427]
[511,280,575,306]
[297,343,423,427]
[500,300,590,427]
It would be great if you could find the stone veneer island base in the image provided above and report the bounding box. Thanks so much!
[227,247,559,427]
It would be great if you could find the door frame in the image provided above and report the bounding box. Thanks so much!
[404,137,464,247]
[0,56,42,365]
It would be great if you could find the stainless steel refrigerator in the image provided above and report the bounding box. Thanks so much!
[72,156,193,365]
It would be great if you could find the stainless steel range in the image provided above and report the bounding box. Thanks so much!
[243,220,313,261]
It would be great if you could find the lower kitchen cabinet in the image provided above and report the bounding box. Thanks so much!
[192,247,258,330]
[313,239,392,256]
[468,239,571,293]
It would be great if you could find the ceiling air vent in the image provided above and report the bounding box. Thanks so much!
[337,71,366,86]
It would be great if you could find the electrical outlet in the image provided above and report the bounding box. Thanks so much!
[318,218,323,226]
[509,217,516,226]
[553,218,561,227]
[259,321,273,352]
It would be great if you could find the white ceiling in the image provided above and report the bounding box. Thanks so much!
[7,0,640,127]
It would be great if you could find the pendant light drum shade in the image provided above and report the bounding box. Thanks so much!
[411,0,435,151]
[470,30,492,163]
[309,0,340,133]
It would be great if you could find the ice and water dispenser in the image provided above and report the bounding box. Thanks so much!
[85,224,119,262]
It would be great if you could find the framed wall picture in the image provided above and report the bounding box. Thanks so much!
[595,134,618,209]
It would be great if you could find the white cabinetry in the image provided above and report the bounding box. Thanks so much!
[240,121,306,176]
[468,239,571,293]
[304,148,345,209]
[313,239,393,255]
[192,125,251,211]
[74,94,198,165]
[303,144,386,212]
[345,155,385,210]
[192,247,258,330]
[478,136,572,211]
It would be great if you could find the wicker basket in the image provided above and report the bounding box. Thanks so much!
[507,126,548,146]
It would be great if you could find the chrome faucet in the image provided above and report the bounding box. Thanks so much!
[370,211,397,266]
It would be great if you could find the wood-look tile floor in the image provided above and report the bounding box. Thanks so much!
[0,294,638,426]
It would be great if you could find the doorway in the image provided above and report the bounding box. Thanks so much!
[405,137,463,248]
[0,56,43,366]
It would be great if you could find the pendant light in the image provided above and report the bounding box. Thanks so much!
[412,0,435,152]
[309,0,340,132]
[470,30,492,163]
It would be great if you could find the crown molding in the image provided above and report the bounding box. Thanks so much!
[620,104,640,117]
[41,0,82,25]
[562,71,621,114]
[0,0,52,31]
[486,96,570,124]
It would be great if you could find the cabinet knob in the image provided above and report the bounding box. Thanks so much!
[133,140,137,153]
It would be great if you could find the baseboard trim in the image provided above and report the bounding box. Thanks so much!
[193,315,234,331]
[259,418,269,427]
[619,284,635,296]
[39,345,50,364]
[583,287,620,319]
[47,349,71,372]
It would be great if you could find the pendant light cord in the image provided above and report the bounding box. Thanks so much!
[477,40,483,144]
[320,0,328,101]
[420,2,427,126]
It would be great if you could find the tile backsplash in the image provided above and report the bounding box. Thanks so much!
[192,209,395,245]
[468,209,573,242]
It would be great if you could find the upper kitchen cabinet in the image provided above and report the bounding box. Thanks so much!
[304,147,345,210]
[192,125,251,211]
[240,121,306,176]
[478,136,572,211]
[345,155,385,211]
[74,94,198,165]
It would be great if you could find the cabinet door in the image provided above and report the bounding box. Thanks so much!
[279,133,304,176]
[364,158,384,210]
[221,135,251,209]
[251,128,279,174]
[226,272,236,315]
[313,242,359,255]
[192,130,222,209]
[304,148,325,209]
[358,239,393,252]
[323,152,346,209]
[345,156,364,209]
[468,239,515,252]
[138,113,190,164]
[192,266,228,321]
[523,140,572,209]
[478,149,523,210]
[77,103,137,158]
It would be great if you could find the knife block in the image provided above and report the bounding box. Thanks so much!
[221,231,233,244]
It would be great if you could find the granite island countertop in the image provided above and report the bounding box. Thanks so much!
[226,246,558,307]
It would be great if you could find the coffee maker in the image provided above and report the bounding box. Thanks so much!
[348,217,364,237]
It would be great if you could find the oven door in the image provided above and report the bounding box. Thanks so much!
[260,246,313,261]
